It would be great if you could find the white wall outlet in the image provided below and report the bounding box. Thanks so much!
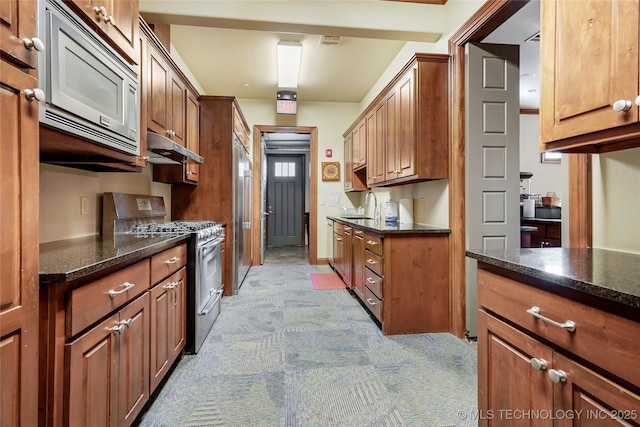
[81,196,89,215]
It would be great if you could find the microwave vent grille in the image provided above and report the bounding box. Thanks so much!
[43,109,138,155]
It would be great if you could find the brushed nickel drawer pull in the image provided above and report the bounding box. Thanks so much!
[366,240,377,245]
[526,306,576,332]
[120,318,133,328]
[366,259,376,265]
[165,256,180,264]
[366,278,376,284]
[366,298,376,306]
[108,282,135,297]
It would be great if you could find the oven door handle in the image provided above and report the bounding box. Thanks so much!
[199,289,222,316]
[198,237,223,258]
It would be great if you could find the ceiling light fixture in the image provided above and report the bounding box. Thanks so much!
[277,40,302,88]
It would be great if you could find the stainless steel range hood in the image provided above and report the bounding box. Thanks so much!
[146,132,203,164]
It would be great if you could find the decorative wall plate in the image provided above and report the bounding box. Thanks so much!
[322,162,340,181]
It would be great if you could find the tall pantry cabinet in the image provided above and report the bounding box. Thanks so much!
[0,0,40,425]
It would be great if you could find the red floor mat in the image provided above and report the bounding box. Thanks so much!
[310,272,346,290]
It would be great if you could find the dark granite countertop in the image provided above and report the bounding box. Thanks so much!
[521,217,562,223]
[40,233,189,284]
[466,248,640,310]
[328,216,450,235]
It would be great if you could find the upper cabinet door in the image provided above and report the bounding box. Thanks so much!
[66,0,140,65]
[540,0,640,151]
[0,0,38,68]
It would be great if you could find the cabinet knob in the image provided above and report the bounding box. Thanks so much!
[24,88,45,102]
[93,6,106,17]
[22,37,44,52]
[613,99,632,112]
[548,369,567,384]
[530,357,548,371]
[110,324,125,334]
[635,95,640,106]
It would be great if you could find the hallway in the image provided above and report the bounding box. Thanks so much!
[136,246,478,426]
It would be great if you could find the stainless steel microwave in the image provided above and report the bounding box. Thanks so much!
[38,0,139,156]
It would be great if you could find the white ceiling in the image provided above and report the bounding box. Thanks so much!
[139,0,540,108]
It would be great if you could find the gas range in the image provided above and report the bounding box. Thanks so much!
[130,221,223,245]
[102,193,225,354]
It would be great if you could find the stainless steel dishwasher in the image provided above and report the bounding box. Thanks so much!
[327,219,334,268]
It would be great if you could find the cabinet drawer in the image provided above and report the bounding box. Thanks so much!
[151,243,187,284]
[334,222,344,235]
[364,286,383,322]
[477,269,639,388]
[68,260,150,337]
[365,234,383,256]
[364,269,382,300]
[364,252,383,277]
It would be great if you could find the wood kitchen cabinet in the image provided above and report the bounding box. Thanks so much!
[352,229,365,297]
[39,243,187,427]
[185,91,200,183]
[343,53,449,188]
[67,292,150,427]
[354,118,367,170]
[331,219,450,335]
[342,226,353,288]
[540,0,640,153]
[66,0,140,65]
[146,40,186,146]
[0,0,39,69]
[0,59,40,426]
[477,268,640,426]
[171,96,250,297]
[366,102,385,186]
[343,131,367,192]
[363,232,383,322]
[149,244,187,386]
[141,18,202,184]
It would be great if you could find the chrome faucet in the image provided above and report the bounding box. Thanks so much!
[364,191,379,223]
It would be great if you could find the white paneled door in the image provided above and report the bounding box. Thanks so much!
[465,42,520,336]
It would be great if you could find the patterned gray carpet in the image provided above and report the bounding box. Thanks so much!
[136,261,478,427]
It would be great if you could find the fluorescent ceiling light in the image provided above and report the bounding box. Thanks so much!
[277,41,302,88]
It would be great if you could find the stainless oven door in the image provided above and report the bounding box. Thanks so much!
[193,237,223,352]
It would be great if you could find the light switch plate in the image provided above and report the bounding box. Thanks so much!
[81,196,89,215]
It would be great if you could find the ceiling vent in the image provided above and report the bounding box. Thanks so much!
[320,35,341,46]
[525,31,540,43]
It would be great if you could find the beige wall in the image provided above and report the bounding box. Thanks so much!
[519,114,563,199]
[39,164,171,243]
[592,148,640,254]
[237,98,361,259]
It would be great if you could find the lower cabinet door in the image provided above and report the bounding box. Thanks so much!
[66,293,149,427]
[478,311,553,427]
[118,294,150,426]
[150,268,186,392]
[553,352,640,425]
[66,314,120,427]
